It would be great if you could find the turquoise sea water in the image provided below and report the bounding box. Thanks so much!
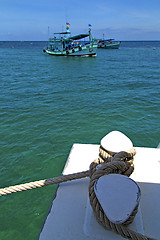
[0,41,160,240]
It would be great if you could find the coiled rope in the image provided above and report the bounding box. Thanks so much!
[0,147,156,240]
[89,148,155,240]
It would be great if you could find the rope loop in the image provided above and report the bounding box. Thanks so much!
[88,147,155,240]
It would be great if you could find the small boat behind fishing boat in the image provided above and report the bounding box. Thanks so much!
[98,39,121,49]
[43,23,97,56]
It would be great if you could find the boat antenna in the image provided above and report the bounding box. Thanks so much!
[48,26,50,38]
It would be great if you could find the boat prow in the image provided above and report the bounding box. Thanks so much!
[39,131,160,240]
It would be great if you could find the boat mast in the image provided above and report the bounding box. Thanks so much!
[88,24,92,43]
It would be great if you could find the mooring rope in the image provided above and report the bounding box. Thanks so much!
[0,147,156,240]
[0,170,89,196]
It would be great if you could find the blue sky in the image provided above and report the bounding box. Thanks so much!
[1,0,160,41]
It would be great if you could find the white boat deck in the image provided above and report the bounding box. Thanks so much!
[39,144,160,240]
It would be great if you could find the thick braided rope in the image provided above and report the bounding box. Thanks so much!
[89,149,155,240]
[0,147,135,197]
[99,145,136,163]
[0,170,89,196]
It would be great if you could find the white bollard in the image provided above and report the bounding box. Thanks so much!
[101,131,133,153]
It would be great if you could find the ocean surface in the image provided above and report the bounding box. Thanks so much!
[0,41,160,240]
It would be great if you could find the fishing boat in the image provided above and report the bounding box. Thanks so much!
[43,23,97,56]
[98,39,121,49]
[38,131,160,240]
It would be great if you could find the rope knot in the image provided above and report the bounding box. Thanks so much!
[88,147,153,239]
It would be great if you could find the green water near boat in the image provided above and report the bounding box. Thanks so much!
[0,41,160,240]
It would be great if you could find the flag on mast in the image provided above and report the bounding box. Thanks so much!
[66,22,70,30]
